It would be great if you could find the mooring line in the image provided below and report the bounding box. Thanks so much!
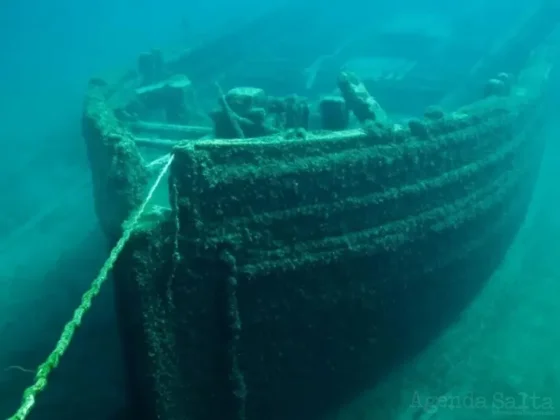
[6,154,174,420]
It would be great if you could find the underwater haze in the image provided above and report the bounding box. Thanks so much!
[1,0,560,419]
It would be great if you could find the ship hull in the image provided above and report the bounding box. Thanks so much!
[76,4,559,418]
[111,72,549,420]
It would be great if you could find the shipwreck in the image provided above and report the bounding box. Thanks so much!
[78,2,559,420]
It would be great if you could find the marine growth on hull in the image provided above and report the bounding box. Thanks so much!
[79,4,558,420]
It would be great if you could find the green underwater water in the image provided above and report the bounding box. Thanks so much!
[1,3,559,419]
